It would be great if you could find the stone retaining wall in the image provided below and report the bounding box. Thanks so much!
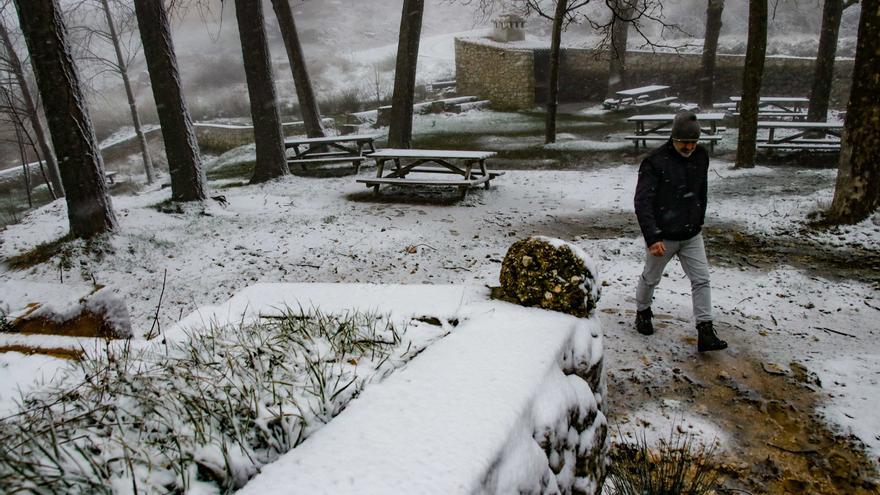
[455,38,535,110]
[456,37,854,110]
[99,118,336,163]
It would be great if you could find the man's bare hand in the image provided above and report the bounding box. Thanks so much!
[649,241,666,257]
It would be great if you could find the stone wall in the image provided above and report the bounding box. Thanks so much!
[456,38,854,110]
[455,38,535,110]
[99,118,337,163]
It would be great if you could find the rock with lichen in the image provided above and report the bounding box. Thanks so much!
[499,236,600,317]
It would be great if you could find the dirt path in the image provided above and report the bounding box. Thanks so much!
[603,308,880,493]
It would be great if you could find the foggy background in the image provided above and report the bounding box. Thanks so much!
[0,0,863,168]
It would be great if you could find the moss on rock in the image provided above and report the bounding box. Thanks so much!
[499,236,600,318]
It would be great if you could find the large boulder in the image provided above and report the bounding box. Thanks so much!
[499,236,600,317]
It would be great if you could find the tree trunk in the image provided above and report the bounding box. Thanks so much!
[134,0,206,202]
[827,0,880,224]
[270,0,324,139]
[14,0,117,238]
[545,0,567,145]
[101,0,154,184]
[699,0,724,108]
[387,0,424,149]
[807,0,844,122]
[14,124,32,208]
[0,17,64,198]
[607,0,633,98]
[235,0,288,184]
[734,0,767,169]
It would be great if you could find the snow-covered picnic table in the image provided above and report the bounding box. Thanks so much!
[624,112,726,152]
[603,85,677,110]
[756,120,843,152]
[284,134,379,172]
[356,148,503,198]
[729,96,809,120]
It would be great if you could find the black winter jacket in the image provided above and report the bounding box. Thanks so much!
[634,140,709,246]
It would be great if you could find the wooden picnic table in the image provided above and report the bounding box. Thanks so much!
[603,85,677,110]
[356,148,502,198]
[729,96,809,120]
[756,120,843,152]
[625,112,726,152]
[284,134,379,172]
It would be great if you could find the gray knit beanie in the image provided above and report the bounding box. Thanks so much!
[671,112,701,141]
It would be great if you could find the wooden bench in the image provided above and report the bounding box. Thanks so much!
[634,96,678,107]
[356,149,501,198]
[284,134,379,173]
[756,120,843,154]
[624,134,723,144]
[625,112,727,153]
[358,176,492,187]
[756,143,841,151]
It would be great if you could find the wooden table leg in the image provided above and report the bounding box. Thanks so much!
[373,158,385,195]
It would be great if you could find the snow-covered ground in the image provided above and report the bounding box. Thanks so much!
[1,108,879,491]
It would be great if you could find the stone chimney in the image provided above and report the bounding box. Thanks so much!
[491,13,525,43]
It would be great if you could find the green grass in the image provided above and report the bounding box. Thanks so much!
[5,235,74,270]
[206,160,256,181]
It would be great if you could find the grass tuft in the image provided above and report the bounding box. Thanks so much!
[606,425,721,495]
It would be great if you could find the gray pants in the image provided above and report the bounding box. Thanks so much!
[636,233,712,323]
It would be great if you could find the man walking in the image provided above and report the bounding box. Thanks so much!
[633,111,727,352]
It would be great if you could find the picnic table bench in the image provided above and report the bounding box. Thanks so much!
[624,112,726,153]
[603,85,677,110]
[729,96,809,120]
[284,134,379,173]
[756,121,843,152]
[356,149,502,198]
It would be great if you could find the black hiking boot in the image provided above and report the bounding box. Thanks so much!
[635,308,654,335]
[697,321,728,352]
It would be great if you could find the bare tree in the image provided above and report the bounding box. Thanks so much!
[1,84,31,206]
[606,0,635,98]
[388,0,424,149]
[699,0,724,108]
[13,0,117,238]
[88,0,155,183]
[134,0,206,202]
[0,82,58,203]
[270,0,324,139]
[807,0,858,122]
[734,0,767,169]
[826,0,879,224]
[0,11,63,197]
[235,0,288,183]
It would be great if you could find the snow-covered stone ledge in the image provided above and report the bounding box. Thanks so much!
[175,283,606,495]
